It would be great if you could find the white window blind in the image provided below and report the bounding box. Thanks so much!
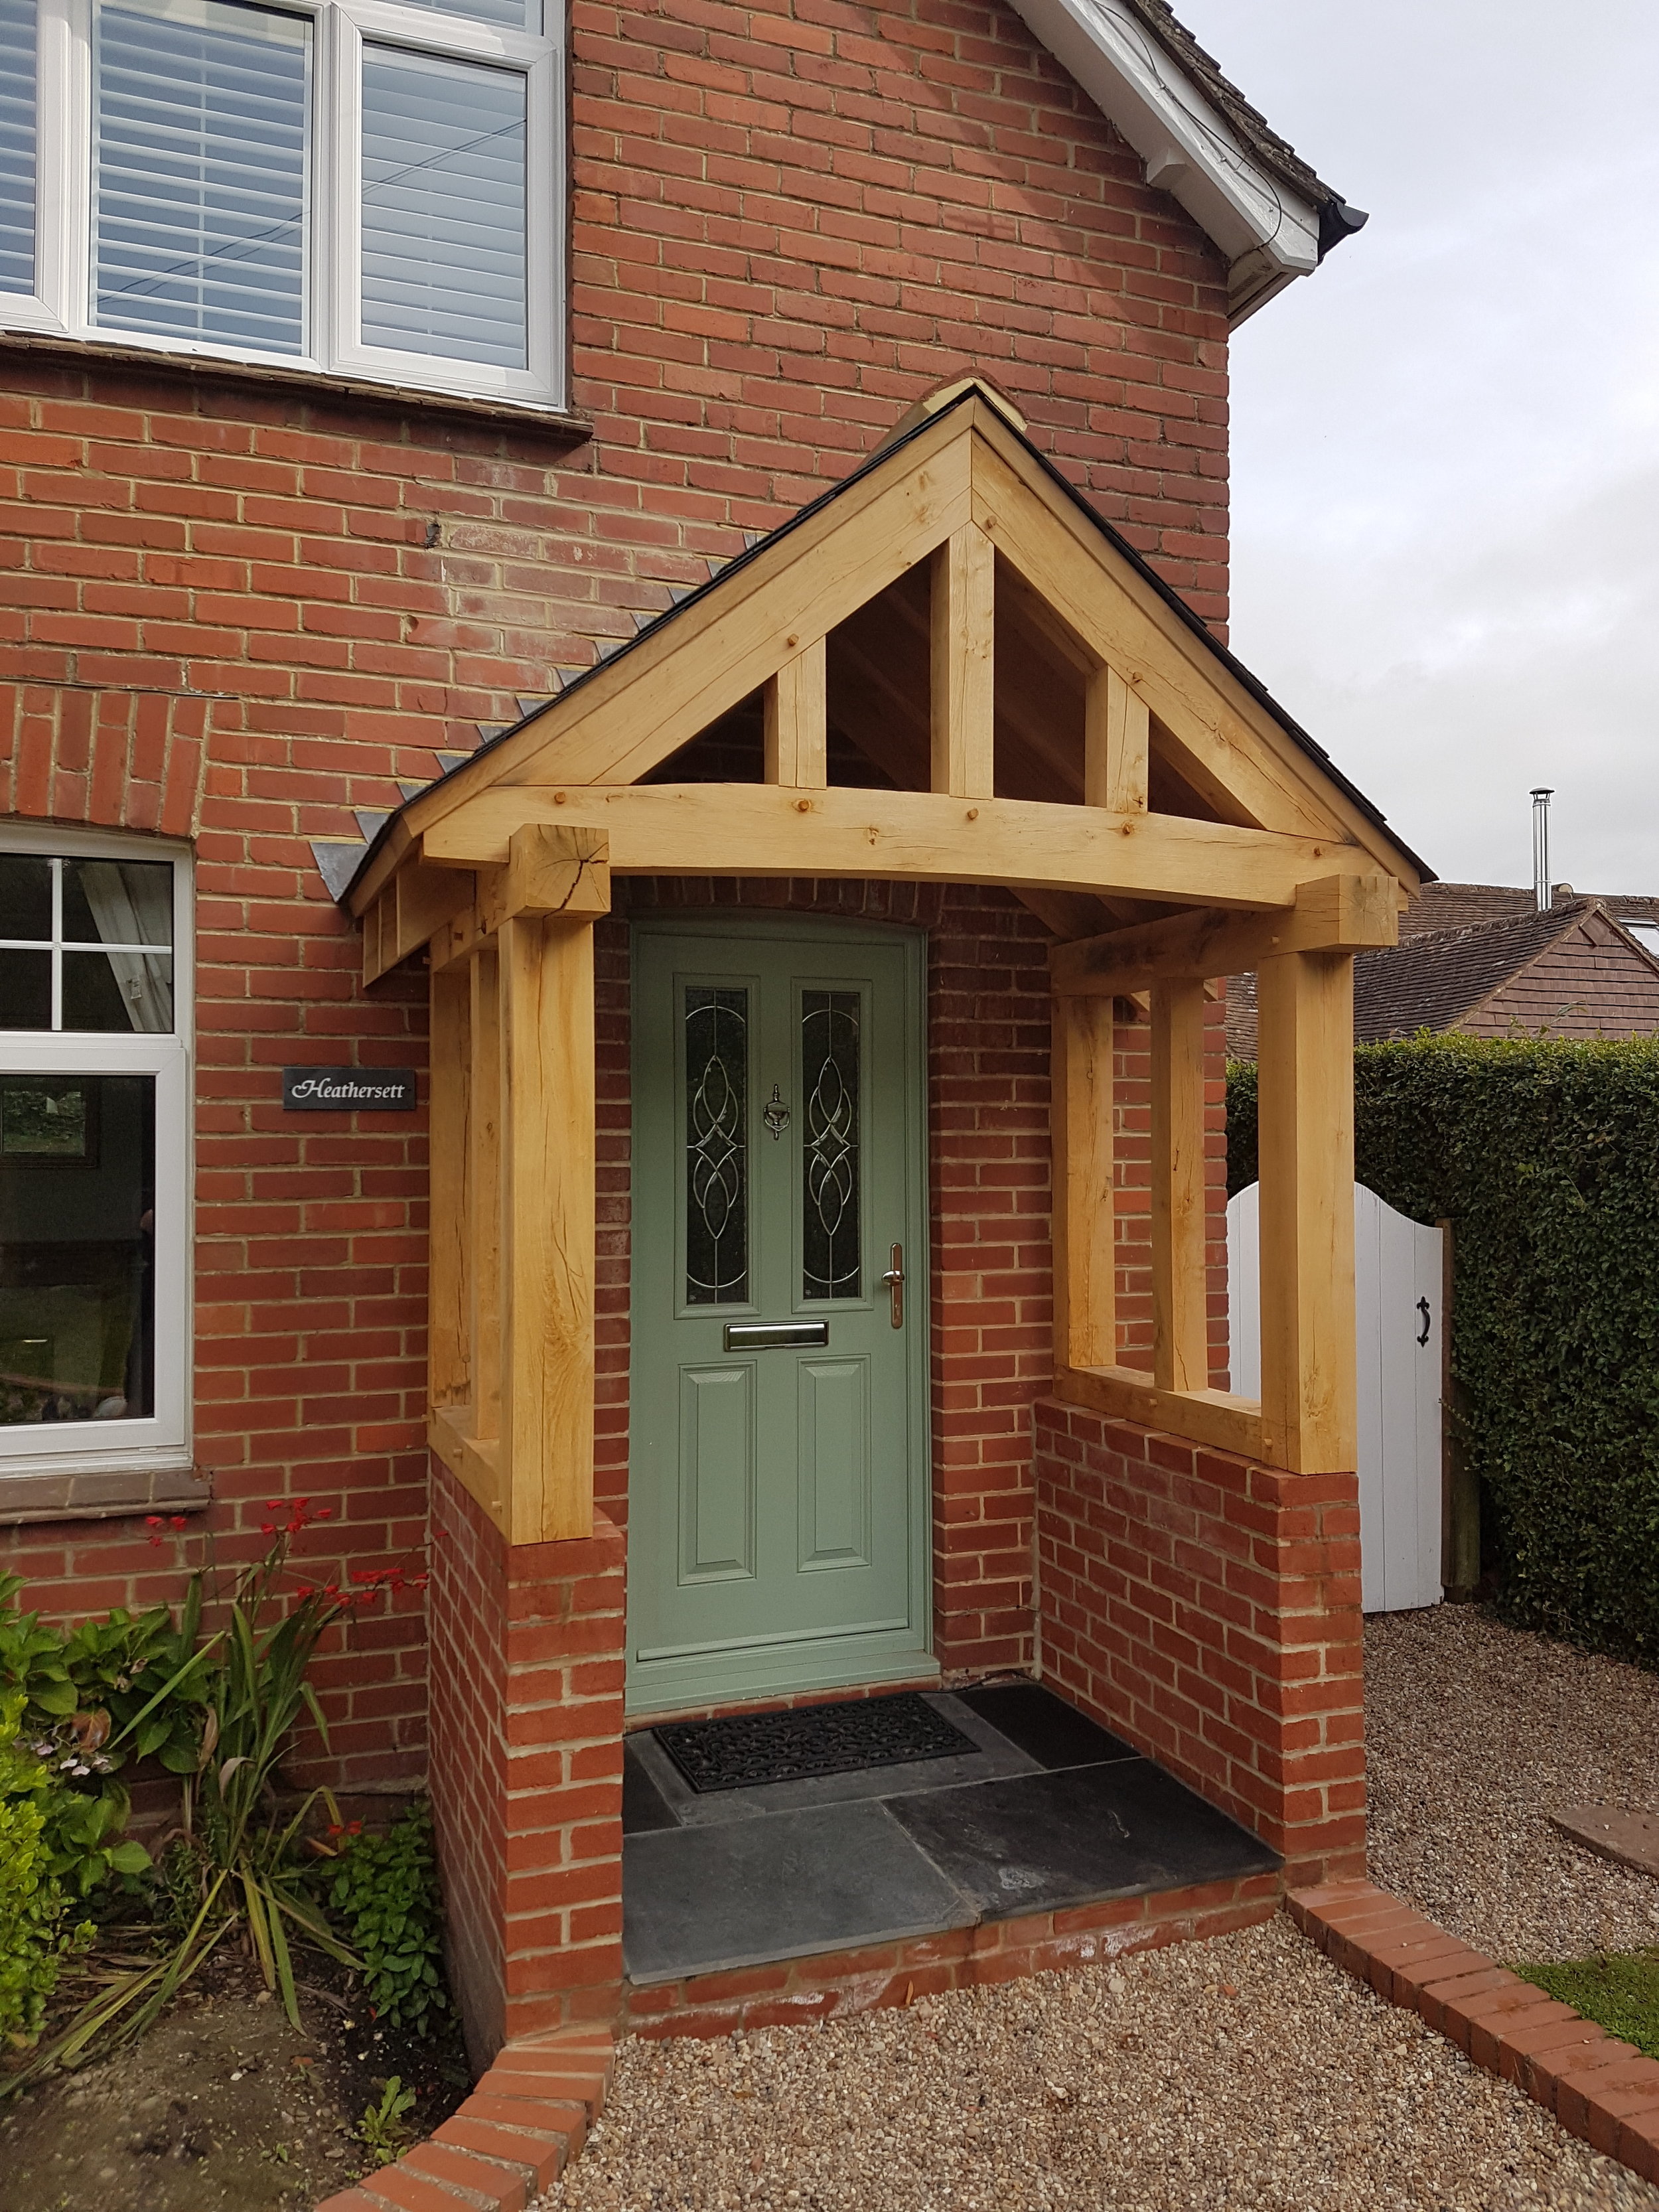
[360,46,526,370]
[0,0,562,408]
[0,0,35,296]
[93,0,309,354]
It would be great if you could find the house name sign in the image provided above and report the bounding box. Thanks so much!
[282,1069,417,1112]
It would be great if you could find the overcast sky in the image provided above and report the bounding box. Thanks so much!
[1171,0,1659,894]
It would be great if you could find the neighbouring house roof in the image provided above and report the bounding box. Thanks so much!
[1226,900,1659,1059]
[1398,880,1659,940]
[1003,0,1367,322]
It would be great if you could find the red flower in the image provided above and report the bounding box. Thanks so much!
[144,1515,163,1529]
[169,1514,187,1531]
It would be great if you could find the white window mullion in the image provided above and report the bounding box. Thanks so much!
[524,44,555,398]
[314,0,360,376]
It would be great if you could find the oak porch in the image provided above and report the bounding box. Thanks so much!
[345,385,1417,1550]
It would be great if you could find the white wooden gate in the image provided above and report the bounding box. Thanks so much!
[1227,1183,1444,1613]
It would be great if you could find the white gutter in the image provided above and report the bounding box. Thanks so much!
[1003,0,1325,322]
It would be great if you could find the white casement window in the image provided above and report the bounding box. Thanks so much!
[0,831,192,1477]
[0,0,561,408]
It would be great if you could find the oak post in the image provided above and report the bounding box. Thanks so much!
[1255,948,1358,1473]
[930,522,995,798]
[1149,976,1208,1392]
[763,638,828,787]
[468,948,503,1445]
[429,964,471,1410]
[1084,666,1149,814]
[1051,991,1116,1370]
[498,913,597,1545]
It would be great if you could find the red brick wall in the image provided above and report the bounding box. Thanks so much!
[1035,1400,1366,1887]
[0,0,1230,1767]
[429,1463,626,2063]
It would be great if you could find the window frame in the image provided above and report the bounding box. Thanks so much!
[0,826,192,1481]
[2,0,563,411]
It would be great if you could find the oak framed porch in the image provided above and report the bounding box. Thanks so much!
[336,382,1423,2051]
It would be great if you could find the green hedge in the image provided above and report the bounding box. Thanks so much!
[1226,1035,1659,1662]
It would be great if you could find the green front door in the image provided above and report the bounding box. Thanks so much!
[626,919,930,1714]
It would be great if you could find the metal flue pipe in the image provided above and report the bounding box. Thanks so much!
[1531,788,1553,913]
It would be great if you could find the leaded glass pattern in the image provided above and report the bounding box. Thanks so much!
[802,990,859,1300]
[684,986,748,1305]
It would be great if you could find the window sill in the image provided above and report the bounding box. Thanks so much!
[0,328,594,441]
[0,1457,211,1526]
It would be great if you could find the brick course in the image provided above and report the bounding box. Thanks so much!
[429,1464,626,2063]
[1035,1400,1366,1887]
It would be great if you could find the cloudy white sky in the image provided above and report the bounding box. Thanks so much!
[1172,0,1659,893]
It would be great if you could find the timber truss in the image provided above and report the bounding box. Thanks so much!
[338,383,1424,1548]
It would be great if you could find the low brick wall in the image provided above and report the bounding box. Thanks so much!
[1291,1881,1659,2187]
[627,1869,1281,2040]
[428,1463,626,2063]
[1035,1400,1366,1887]
[317,2029,613,2212]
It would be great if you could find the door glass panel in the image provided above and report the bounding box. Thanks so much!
[684,986,748,1305]
[0,1074,156,1424]
[802,990,860,1300]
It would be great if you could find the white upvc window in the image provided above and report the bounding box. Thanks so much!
[0,0,562,409]
[0,828,192,1479]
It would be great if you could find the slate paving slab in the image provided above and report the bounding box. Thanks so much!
[884,1757,1279,1918]
[622,1798,977,1983]
[957,1680,1137,1771]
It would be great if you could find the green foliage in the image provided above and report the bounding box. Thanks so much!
[0,1570,208,1778]
[325,1803,448,2035]
[0,1695,95,2041]
[1514,1952,1659,2059]
[357,2075,418,2164]
[1226,1033,1659,1660]
[11,1516,371,2089]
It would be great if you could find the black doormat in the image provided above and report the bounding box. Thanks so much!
[653,1691,977,1794]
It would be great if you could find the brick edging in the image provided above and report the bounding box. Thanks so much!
[314,2029,613,2212]
[1289,1881,1659,2185]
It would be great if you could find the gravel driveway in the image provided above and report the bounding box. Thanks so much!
[549,1608,1659,2211]
[1366,1605,1659,1960]
[542,1915,1659,2212]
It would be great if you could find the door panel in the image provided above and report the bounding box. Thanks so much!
[677,1363,756,1584]
[628,922,929,1711]
[796,1357,871,1572]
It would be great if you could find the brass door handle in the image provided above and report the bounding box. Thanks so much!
[881,1244,904,1329]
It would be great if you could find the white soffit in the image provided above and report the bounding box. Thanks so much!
[1007,0,1323,315]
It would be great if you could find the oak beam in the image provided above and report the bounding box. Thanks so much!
[764,639,828,787]
[363,863,474,986]
[498,913,596,1545]
[419,786,1376,914]
[469,948,503,1445]
[930,522,995,798]
[1052,992,1115,1371]
[429,964,472,1412]
[1050,873,1399,996]
[1085,666,1149,814]
[1255,947,1358,1474]
[1149,976,1208,1392]
[477,823,609,936]
[1054,1363,1263,1461]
